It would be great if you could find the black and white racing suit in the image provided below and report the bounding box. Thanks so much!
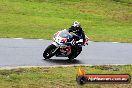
[67,26,86,58]
[68,26,85,44]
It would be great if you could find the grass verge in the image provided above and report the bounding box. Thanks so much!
[0,65,132,88]
[0,0,132,43]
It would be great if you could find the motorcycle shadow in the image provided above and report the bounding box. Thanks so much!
[43,58,82,65]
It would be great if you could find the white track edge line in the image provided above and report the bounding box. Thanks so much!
[13,38,24,40]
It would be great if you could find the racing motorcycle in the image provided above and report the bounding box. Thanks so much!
[43,29,89,60]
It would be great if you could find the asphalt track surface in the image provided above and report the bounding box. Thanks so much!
[0,38,132,67]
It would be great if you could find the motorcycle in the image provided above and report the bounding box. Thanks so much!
[43,29,89,60]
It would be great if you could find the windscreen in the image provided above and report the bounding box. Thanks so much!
[59,30,73,39]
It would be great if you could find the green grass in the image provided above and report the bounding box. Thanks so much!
[0,0,132,42]
[0,65,132,88]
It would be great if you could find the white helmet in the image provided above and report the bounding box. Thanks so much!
[71,21,81,32]
[72,21,81,28]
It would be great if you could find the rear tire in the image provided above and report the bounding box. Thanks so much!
[68,46,82,60]
[43,44,57,59]
[68,55,75,60]
[75,47,82,58]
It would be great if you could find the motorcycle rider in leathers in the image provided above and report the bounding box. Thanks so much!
[67,21,86,59]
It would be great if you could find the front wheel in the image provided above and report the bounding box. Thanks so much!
[43,44,57,59]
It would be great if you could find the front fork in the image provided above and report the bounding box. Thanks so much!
[52,42,59,47]
[52,42,59,53]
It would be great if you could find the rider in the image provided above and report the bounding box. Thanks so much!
[67,21,86,59]
[67,21,86,45]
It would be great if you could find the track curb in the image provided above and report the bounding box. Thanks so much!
[0,64,130,70]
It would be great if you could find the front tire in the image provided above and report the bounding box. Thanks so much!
[43,44,57,59]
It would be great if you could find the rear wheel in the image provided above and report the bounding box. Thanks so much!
[68,46,82,60]
[43,44,57,59]
[75,47,82,58]
[68,55,75,60]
